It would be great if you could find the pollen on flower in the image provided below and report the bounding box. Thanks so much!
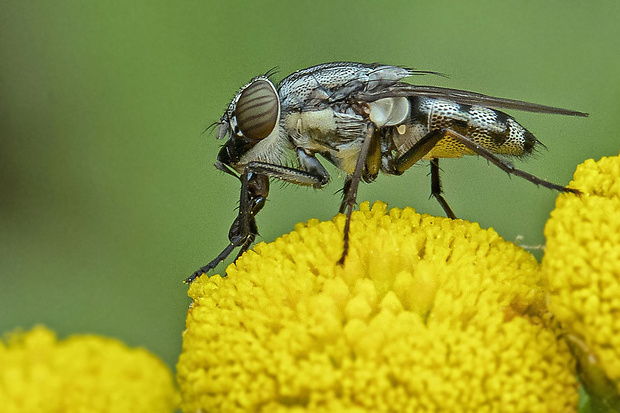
[543,153,620,405]
[0,326,178,413]
[178,201,578,412]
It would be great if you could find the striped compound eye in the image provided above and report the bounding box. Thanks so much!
[234,79,279,140]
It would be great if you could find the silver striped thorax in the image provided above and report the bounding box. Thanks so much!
[186,62,588,283]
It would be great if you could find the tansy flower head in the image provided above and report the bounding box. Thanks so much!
[0,326,178,413]
[178,201,578,412]
[543,153,620,409]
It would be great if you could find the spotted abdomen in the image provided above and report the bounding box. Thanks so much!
[412,96,538,159]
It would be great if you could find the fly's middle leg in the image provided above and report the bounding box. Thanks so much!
[185,171,268,284]
[338,123,375,265]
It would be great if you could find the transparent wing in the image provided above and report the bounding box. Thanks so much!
[356,84,588,117]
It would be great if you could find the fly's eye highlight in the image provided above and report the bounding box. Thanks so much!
[234,79,279,140]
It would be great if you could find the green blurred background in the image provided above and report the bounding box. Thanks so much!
[1,1,618,371]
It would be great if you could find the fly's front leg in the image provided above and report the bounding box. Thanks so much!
[229,170,268,261]
[338,123,375,265]
[187,159,329,284]
[185,171,269,284]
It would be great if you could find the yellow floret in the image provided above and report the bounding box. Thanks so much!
[543,153,620,408]
[179,201,578,412]
[0,326,178,413]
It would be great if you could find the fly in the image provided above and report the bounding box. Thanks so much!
[186,62,588,283]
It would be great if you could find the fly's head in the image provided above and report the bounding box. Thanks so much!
[215,76,281,172]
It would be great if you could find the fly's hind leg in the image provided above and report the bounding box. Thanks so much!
[430,158,457,219]
[393,127,579,221]
[437,129,581,195]
[391,127,579,226]
[392,128,458,218]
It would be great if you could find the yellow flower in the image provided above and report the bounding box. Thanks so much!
[543,153,620,409]
[178,201,578,412]
[0,326,178,413]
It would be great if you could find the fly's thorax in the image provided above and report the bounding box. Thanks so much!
[283,108,364,175]
[284,109,338,148]
[283,107,368,151]
[278,62,412,112]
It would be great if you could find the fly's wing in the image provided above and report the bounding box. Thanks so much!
[355,84,589,117]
